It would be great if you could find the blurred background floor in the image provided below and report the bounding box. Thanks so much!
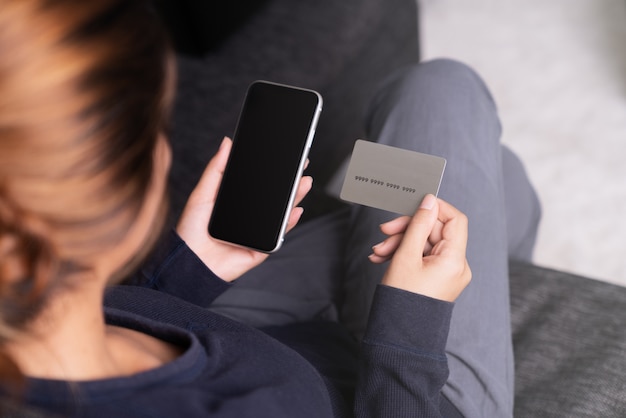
[420,0,626,287]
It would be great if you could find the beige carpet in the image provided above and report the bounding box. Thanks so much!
[421,0,626,286]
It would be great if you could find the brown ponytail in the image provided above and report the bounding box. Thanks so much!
[0,0,173,391]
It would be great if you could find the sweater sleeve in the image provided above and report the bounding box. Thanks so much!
[126,229,231,306]
[355,284,455,418]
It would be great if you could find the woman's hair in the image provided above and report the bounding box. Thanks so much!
[0,0,172,382]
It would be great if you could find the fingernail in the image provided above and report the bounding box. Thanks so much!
[420,194,436,210]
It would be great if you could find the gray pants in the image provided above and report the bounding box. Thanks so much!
[210,59,541,418]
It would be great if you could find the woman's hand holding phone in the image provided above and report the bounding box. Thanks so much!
[176,137,313,282]
[369,194,472,302]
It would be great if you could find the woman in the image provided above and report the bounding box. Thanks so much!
[0,0,540,416]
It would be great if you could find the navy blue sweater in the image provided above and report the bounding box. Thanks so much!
[17,231,456,417]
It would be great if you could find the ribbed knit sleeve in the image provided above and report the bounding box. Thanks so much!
[126,229,231,306]
[355,284,454,417]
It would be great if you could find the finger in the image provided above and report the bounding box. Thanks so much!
[281,176,312,234]
[372,233,404,258]
[368,253,392,264]
[427,218,445,248]
[423,240,434,256]
[380,216,411,236]
[285,206,305,233]
[192,137,232,204]
[293,176,313,208]
[394,194,439,259]
[177,137,232,232]
[433,198,469,255]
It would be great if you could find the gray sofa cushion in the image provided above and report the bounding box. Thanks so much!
[510,261,626,417]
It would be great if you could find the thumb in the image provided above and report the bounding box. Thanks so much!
[178,136,232,234]
[191,137,232,206]
[395,194,439,258]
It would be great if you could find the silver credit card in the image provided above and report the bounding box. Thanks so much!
[340,140,446,216]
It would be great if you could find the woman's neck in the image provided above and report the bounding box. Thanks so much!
[3,279,181,381]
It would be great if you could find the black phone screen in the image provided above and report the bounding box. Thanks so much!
[208,81,322,252]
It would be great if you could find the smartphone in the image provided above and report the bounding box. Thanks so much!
[208,80,323,253]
